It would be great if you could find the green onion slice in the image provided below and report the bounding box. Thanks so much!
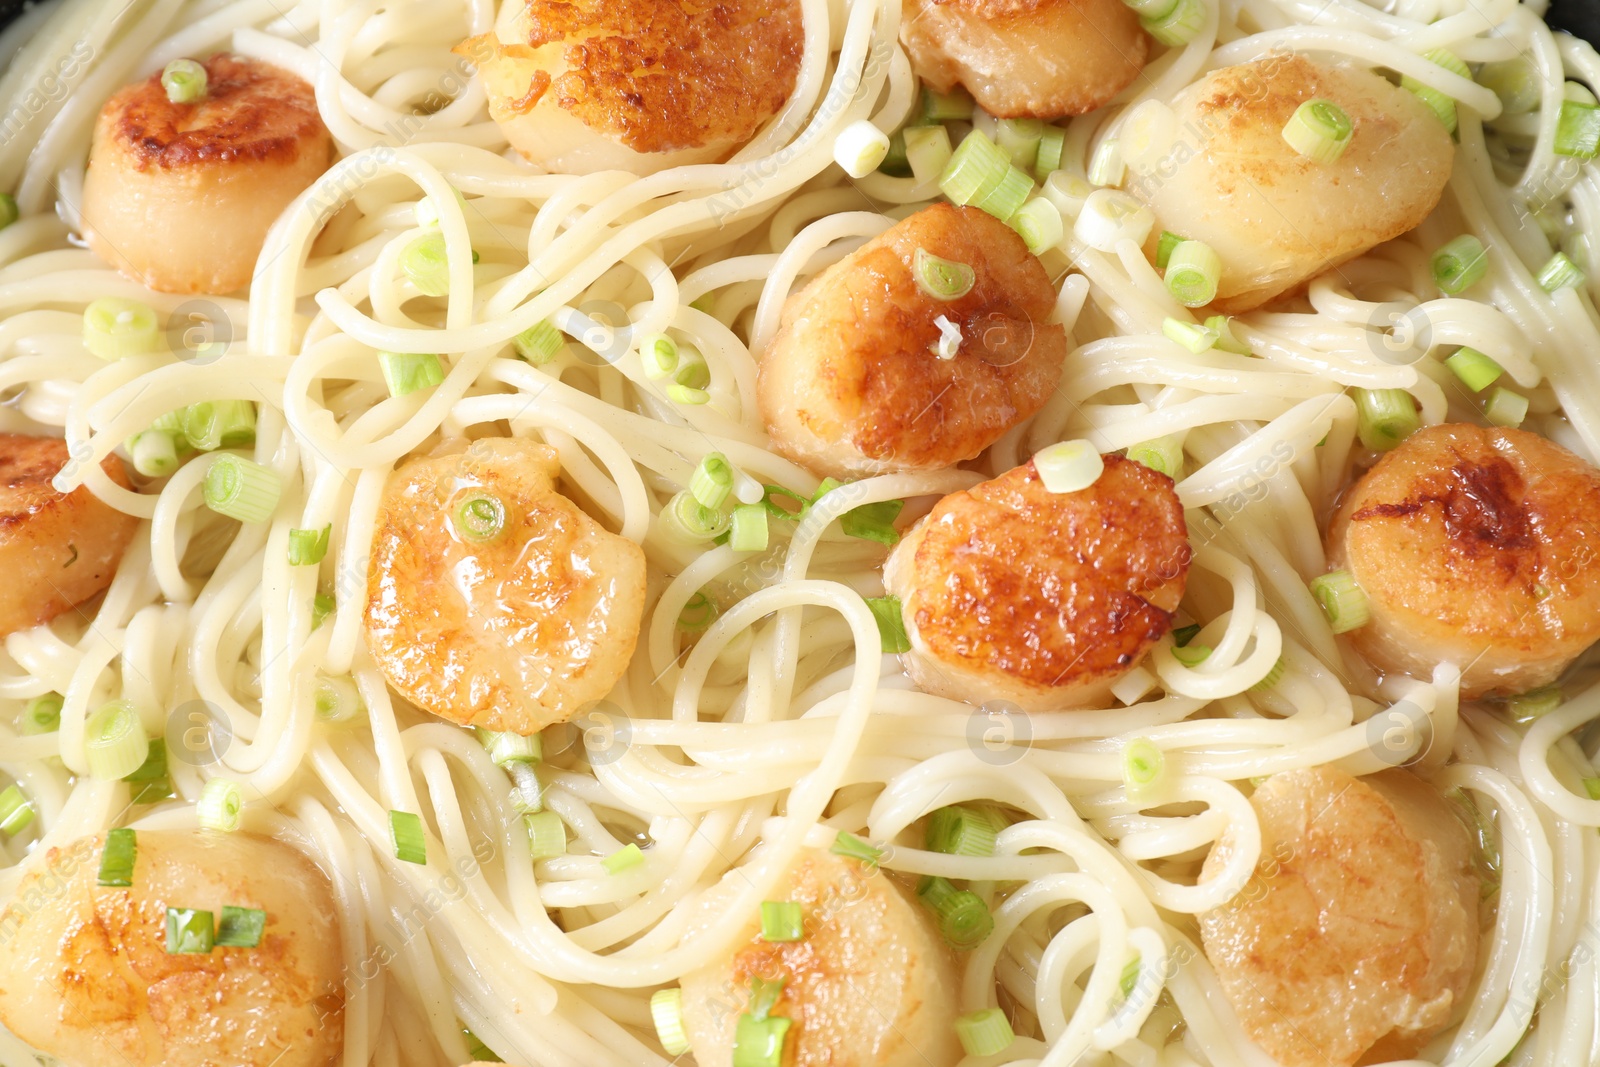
[288,525,331,566]
[690,453,735,510]
[0,784,33,836]
[866,594,911,654]
[453,492,506,542]
[129,431,180,478]
[197,777,244,832]
[182,399,256,452]
[86,700,149,781]
[759,900,805,942]
[1141,0,1205,46]
[1431,235,1488,295]
[954,1007,1015,1057]
[917,876,994,949]
[390,810,427,865]
[1354,388,1420,452]
[1156,231,1188,270]
[1164,239,1223,307]
[401,231,453,296]
[603,843,644,874]
[204,455,282,524]
[1485,386,1529,428]
[651,988,691,1055]
[729,504,769,552]
[940,131,1011,207]
[1035,439,1104,493]
[98,827,137,886]
[83,297,159,361]
[1538,251,1585,292]
[378,351,446,397]
[315,674,362,722]
[913,248,976,301]
[1445,347,1503,392]
[216,905,266,948]
[161,59,208,104]
[1127,436,1184,480]
[1162,317,1217,353]
[165,907,215,954]
[478,727,541,767]
[1123,737,1166,794]
[526,810,567,859]
[1281,99,1353,163]
[1310,569,1370,633]
[1556,100,1600,159]
[831,830,885,866]
[925,804,999,857]
[514,320,564,365]
[21,693,62,735]
[733,1013,791,1067]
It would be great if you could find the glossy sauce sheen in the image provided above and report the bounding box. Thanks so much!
[364,437,646,734]
[0,434,138,637]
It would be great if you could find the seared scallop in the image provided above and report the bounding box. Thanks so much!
[1326,423,1600,699]
[0,434,138,637]
[900,0,1148,119]
[0,829,344,1067]
[1199,767,1479,1067]
[81,53,334,295]
[883,454,1190,711]
[678,849,963,1067]
[758,203,1065,480]
[1124,55,1453,313]
[456,0,803,175]
[364,436,646,735]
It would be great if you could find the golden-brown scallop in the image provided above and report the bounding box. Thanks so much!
[364,436,646,735]
[1326,423,1600,699]
[883,454,1189,711]
[1199,767,1479,1067]
[758,204,1065,481]
[455,0,802,176]
[0,829,344,1067]
[81,53,333,295]
[1124,55,1453,313]
[900,0,1148,119]
[0,434,138,637]
[678,849,963,1067]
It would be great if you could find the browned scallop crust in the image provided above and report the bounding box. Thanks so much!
[463,0,803,154]
[759,204,1065,477]
[900,0,1146,118]
[908,456,1188,690]
[0,435,138,637]
[1327,423,1600,697]
[102,53,327,170]
[1199,768,1478,1067]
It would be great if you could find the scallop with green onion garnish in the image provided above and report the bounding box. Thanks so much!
[1324,423,1600,699]
[883,450,1190,711]
[454,0,802,176]
[363,436,646,735]
[1199,768,1479,1067]
[81,53,333,295]
[676,848,963,1067]
[757,203,1065,480]
[900,0,1148,120]
[0,434,138,638]
[0,828,344,1067]
[1123,55,1453,313]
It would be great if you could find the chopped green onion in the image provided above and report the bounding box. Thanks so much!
[98,827,137,886]
[1478,58,1541,115]
[453,492,506,543]
[287,525,331,566]
[925,805,999,857]
[0,784,33,836]
[21,693,62,735]
[400,231,454,296]
[1281,99,1354,163]
[831,830,884,866]
[905,124,954,183]
[1165,239,1222,307]
[314,674,361,722]
[197,777,243,832]
[995,118,1045,170]
[917,876,994,949]
[129,431,180,478]
[879,128,911,177]
[464,1029,500,1063]
[161,59,208,104]
[639,333,679,380]
[729,504,769,552]
[761,484,809,521]
[1310,569,1370,633]
[215,905,265,948]
[513,320,564,365]
[1120,955,1142,997]
[974,166,1034,221]
[667,383,709,405]
[866,595,911,654]
[1172,643,1212,667]
[1355,388,1420,451]
[923,85,975,122]
[690,453,734,510]
[1508,685,1561,723]
[389,810,427,865]
[914,248,976,301]
[124,738,172,805]
[678,591,719,632]
[83,297,159,360]
[1034,439,1104,493]
[1141,0,1205,45]
[665,490,731,541]
[85,700,149,781]
[1172,622,1202,646]
[1162,317,1217,353]
[603,842,644,874]
[834,119,891,178]
[1485,386,1529,428]
[940,131,1012,207]
[478,728,541,767]
[1538,251,1585,292]
[0,193,16,230]
[1043,170,1095,218]
[733,1014,791,1067]
[1075,188,1154,251]
[1252,656,1287,692]
[760,900,805,942]
[1583,777,1600,800]
[1010,197,1064,254]
[954,1008,1015,1058]
[1156,230,1188,270]
[181,399,256,451]
[378,351,446,397]
[1445,347,1504,392]
[525,810,567,859]
[1034,127,1066,181]
[165,907,215,954]
[1123,737,1165,794]
[1431,235,1488,295]
[651,988,691,1056]
[1206,315,1250,355]
[840,497,903,545]
[1402,51,1466,134]
[204,455,282,523]
[312,592,336,629]
[1127,435,1184,479]
[1556,100,1600,158]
